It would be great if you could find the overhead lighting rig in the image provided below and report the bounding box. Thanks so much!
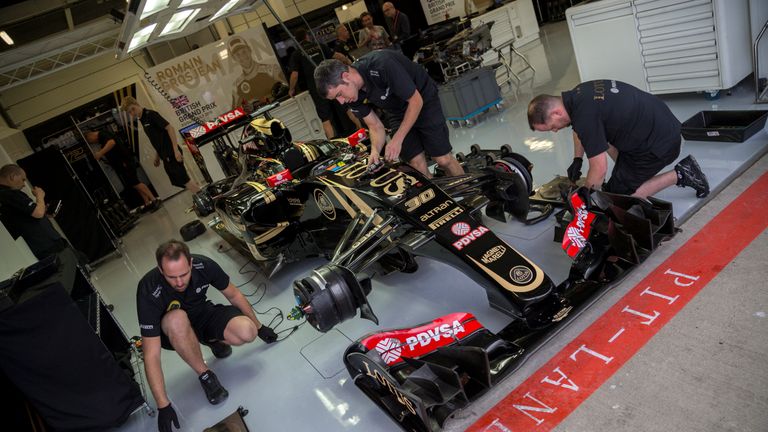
[115,0,260,58]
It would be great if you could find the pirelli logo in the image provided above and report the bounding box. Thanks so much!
[428,206,464,230]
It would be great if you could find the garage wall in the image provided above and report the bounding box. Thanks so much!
[0,53,152,129]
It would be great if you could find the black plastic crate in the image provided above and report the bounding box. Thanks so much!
[681,110,768,142]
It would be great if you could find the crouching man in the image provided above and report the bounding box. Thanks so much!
[136,239,277,432]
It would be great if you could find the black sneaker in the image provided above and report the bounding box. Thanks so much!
[199,370,228,405]
[201,339,232,359]
[675,155,710,198]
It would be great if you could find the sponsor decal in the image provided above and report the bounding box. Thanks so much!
[481,245,507,264]
[369,70,380,77]
[361,313,482,366]
[198,107,246,134]
[166,300,181,311]
[359,359,417,415]
[428,206,464,230]
[374,338,402,365]
[563,193,595,258]
[380,87,390,100]
[417,199,449,219]
[509,265,534,284]
[452,225,490,251]
[335,162,418,196]
[152,285,162,298]
[139,324,154,330]
[266,169,293,187]
[287,197,302,206]
[451,222,471,236]
[405,320,466,351]
[314,189,336,220]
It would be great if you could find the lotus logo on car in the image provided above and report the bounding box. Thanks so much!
[509,265,534,284]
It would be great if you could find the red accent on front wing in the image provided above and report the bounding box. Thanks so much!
[562,192,596,258]
[360,312,484,366]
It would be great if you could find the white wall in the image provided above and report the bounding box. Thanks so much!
[227,0,338,32]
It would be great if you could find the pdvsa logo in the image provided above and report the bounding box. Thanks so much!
[451,222,470,236]
[452,225,490,251]
[405,320,466,351]
[374,338,402,365]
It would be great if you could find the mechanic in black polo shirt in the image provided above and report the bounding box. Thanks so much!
[120,96,200,194]
[136,239,277,432]
[0,164,68,260]
[288,28,354,139]
[332,24,355,63]
[84,130,159,210]
[314,51,464,177]
[527,80,709,198]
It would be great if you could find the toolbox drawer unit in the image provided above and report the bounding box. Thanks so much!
[566,0,752,95]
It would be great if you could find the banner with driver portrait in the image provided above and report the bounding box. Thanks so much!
[143,26,286,134]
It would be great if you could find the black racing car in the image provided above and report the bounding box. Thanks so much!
[196,132,675,431]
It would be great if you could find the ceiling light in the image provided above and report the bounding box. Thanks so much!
[0,31,14,45]
[140,0,170,19]
[180,0,207,6]
[128,23,157,52]
[160,9,201,35]
[209,0,240,21]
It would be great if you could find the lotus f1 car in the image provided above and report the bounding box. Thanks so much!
[284,160,675,431]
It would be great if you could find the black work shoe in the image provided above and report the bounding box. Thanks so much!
[199,370,228,405]
[675,155,710,198]
[201,339,232,359]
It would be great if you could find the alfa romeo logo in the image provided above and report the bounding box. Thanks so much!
[509,265,533,284]
[313,189,336,220]
[374,338,402,365]
[451,222,470,236]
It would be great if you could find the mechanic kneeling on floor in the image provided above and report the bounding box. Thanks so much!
[314,50,464,177]
[137,240,277,432]
[528,79,710,199]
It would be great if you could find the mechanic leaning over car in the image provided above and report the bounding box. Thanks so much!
[136,240,278,432]
[314,50,464,177]
[528,80,710,199]
[120,96,201,194]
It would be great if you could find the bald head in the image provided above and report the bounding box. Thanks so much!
[382,2,396,18]
[0,164,26,190]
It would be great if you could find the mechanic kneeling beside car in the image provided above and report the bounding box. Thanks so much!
[136,239,278,432]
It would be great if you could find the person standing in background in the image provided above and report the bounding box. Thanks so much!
[357,12,390,51]
[382,2,411,46]
[120,97,200,194]
[85,130,159,211]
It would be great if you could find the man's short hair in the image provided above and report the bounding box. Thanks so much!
[314,59,350,98]
[527,94,559,130]
[120,96,140,112]
[0,164,22,179]
[295,28,308,42]
[360,11,371,20]
[156,240,192,268]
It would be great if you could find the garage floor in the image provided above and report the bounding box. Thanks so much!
[102,21,768,432]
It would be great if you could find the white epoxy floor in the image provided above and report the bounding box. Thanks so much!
[101,21,768,432]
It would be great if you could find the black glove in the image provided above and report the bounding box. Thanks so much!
[567,157,583,182]
[157,404,179,432]
[258,325,278,343]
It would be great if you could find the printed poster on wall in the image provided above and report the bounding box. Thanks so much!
[144,26,286,132]
[420,0,467,25]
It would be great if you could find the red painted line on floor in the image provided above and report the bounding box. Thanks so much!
[469,171,768,432]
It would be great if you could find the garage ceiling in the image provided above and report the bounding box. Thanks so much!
[0,0,266,91]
